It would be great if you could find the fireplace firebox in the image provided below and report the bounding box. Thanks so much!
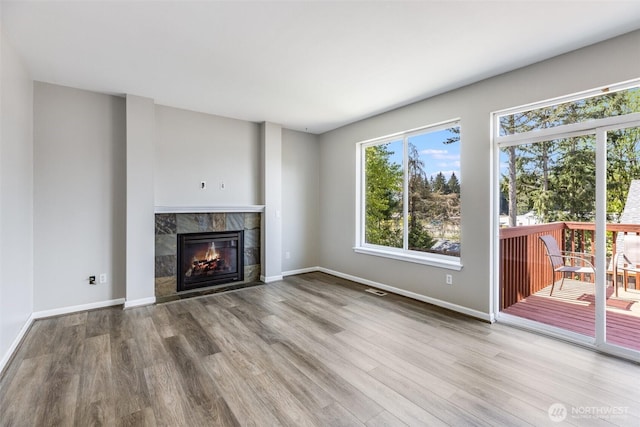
[177,230,244,292]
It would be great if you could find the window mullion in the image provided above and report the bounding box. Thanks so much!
[403,135,409,251]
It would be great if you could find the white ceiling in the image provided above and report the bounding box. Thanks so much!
[3,1,640,134]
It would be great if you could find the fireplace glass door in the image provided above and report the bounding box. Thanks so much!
[177,231,244,291]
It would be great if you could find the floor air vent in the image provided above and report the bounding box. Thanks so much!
[365,288,387,296]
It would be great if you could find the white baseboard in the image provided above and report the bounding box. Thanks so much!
[124,296,156,309]
[32,298,126,319]
[318,267,493,322]
[282,266,320,276]
[0,314,35,375]
[260,274,284,283]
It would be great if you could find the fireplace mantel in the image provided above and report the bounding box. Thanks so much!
[154,205,265,214]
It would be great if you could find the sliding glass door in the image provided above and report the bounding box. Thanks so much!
[602,125,640,352]
[498,133,598,341]
[494,82,640,359]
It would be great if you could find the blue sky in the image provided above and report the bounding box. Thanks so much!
[388,127,461,180]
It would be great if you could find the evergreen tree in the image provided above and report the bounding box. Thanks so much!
[447,172,460,195]
[549,136,596,221]
[407,143,435,251]
[500,87,640,224]
[364,144,403,247]
[432,172,448,193]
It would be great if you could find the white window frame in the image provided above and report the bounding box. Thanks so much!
[354,119,463,271]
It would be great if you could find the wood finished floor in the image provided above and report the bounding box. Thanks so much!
[1,272,639,427]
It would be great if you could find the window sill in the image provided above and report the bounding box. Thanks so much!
[353,246,463,271]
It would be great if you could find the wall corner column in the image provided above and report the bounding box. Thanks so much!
[125,95,156,306]
[260,122,283,282]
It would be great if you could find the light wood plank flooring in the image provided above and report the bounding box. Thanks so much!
[1,272,639,426]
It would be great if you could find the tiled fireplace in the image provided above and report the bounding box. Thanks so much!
[154,212,261,300]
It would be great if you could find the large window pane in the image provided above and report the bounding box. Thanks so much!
[607,126,640,220]
[408,127,460,255]
[499,136,596,226]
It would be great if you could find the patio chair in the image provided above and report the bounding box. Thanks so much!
[539,235,595,296]
[613,233,640,297]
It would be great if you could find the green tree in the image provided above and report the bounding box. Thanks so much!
[500,87,640,224]
[607,127,640,218]
[364,144,403,247]
[432,172,448,193]
[447,172,460,195]
[549,136,596,221]
[408,143,435,251]
[604,89,640,219]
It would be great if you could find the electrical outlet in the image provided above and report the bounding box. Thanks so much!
[446,274,453,285]
[99,273,107,284]
[200,181,207,190]
[89,275,96,285]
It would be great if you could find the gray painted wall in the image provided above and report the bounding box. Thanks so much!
[260,122,283,280]
[282,129,320,272]
[126,95,156,304]
[0,29,34,367]
[318,30,640,315]
[33,82,126,311]
[154,105,260,207]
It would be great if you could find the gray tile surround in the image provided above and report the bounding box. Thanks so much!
[226,213,245,231]
[155,234,177,257]
[155,255,176,278]
[155,212,261,298]
[155,213,177,235]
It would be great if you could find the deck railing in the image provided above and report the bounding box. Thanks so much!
[499,221,640,310]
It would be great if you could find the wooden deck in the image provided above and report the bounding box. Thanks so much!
[503,279,640,351]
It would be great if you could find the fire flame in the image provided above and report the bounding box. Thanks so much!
[190,242,219,266]
[204,242,218,261]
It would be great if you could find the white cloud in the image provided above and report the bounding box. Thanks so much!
[437,160,460,168]
[422,149,448,155]
[422,148,458,161]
